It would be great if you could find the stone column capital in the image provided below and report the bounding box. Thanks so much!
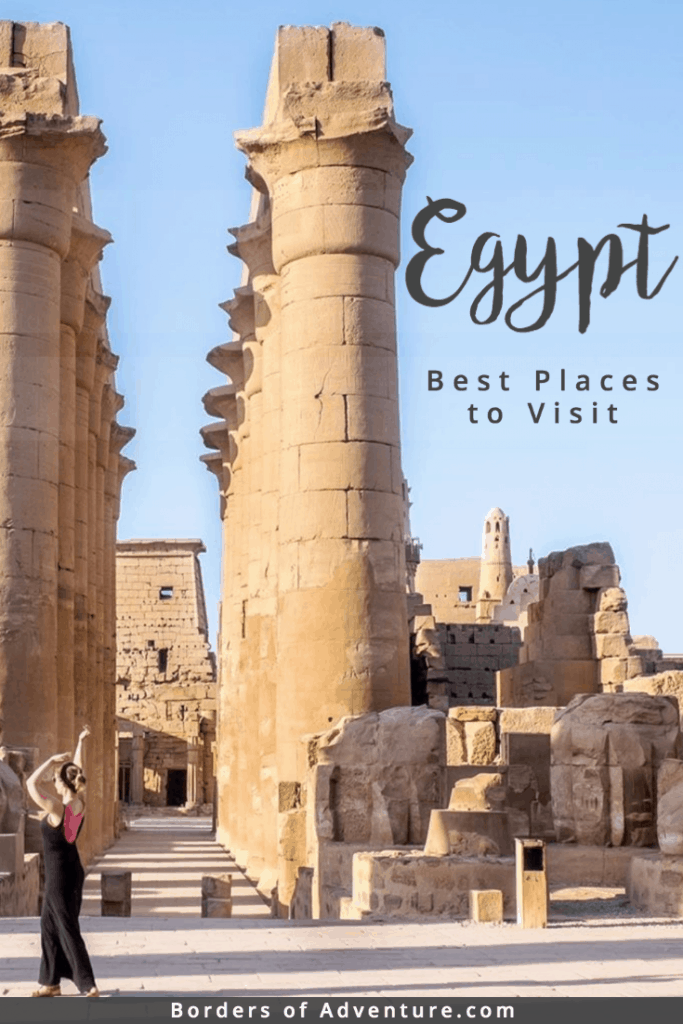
[200,420,237,460]
[110,422,135,458]
[228,214,275,278]
[200,450,226,485]
[97,341,119,376]
[76,286,110,389]
[206,340,245,389]
[0,111,107,176]
[235,89,412,273]
[115,453,136,502]
[235,82,412,187]
[67,213,113,270]
[220,286,255,341]
[200,452,229,520]
[202,385,239,426]
[60,215,112,333]
[0,113,107,256]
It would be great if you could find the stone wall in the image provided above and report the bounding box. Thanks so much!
[415,618,522,708]
[551,692,680,846]
[345,850,516,920]
[0,853,40,917]
[497,543,649,707]
[304,706,447,918]
[416,558,529,625]
[445,705,558,839]
[116,540,216,808]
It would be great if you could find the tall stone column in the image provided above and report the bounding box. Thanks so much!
[97,374,118,845]
[0,110,105,759]
[229,212,281,889]
[106,416,134,839]
[130,732,144,804]
[235,25,413,795]
[187,737,199,809]
[224,284,265,876]
[58,216,111,753]
[202,370,242,857]
[235,25,413,909]
[73,289,108,863]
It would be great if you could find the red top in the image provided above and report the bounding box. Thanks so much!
[64,804,84,844]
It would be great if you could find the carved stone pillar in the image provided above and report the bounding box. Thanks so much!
[201,384,240,856]
[97,372,118,847]
[186,737,199,809]
[106,416,133,836]
[229,212,281,889]
[235,25,413,909]
[58,216,111,753]
[0,106,105,759]
[235,38,412,781]
[130,733,144,804]
[73,290,107,863]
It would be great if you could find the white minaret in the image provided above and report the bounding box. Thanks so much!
[476,507,513,622]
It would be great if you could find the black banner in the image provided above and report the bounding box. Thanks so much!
[0,997,668,1024]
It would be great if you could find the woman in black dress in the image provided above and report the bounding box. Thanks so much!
[26,725,99,997]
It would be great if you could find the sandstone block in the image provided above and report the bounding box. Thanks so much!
[469,888,503,924]
[627,851,683,916]
[346,394,400,446]
[547,590,594,615]
[580,564,620,590]
[551,693,680,846]
[594,633,631,659]
[0,830,23,876]
[599,657,628,686]
[542,566,579,591]
[445,718,466,765]
[448,706,497,723]
[424,809,512,857]
[0,761,24,833]
[499,707,559,734]
[201,897,232,918]
[593,589,626,610]
[592,611,630,635]
[657,762,683,855]
[201,873,232,900]
[101,870,131,917]
[449,773,506,812]
[464,721,496,765]
[543,634,593,660]
[561,543,615,569]
[626,656,645,679]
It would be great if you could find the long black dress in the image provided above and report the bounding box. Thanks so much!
[38,805,96,993]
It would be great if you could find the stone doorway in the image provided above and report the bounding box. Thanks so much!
[166,769,187,807]
[119,765,131,803]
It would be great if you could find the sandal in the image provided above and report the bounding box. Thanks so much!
[32,985,61,997]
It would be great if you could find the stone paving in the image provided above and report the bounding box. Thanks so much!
[2,816,683,998]
[80,815,270,919]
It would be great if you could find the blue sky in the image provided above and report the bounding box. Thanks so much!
[13,0,683,650]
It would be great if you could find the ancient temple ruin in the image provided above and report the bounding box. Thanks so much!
[201,23,413,910]
[116,539,216,809]
[410,508,536,707]
[198,24,683,921]
[0,20,134,909]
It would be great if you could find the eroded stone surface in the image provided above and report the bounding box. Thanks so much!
[0,21,134,877]
[551,693,680,846]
